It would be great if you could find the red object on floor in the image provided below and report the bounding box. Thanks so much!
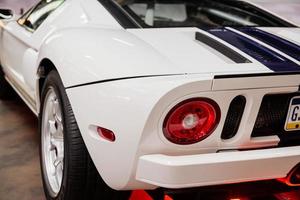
[129,189,300,200]
[275,191,300,200]
[129,190,173,200]
[130,190,153,200]
[164,195,173,200]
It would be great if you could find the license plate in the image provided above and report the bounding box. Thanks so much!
[285,96,300,131]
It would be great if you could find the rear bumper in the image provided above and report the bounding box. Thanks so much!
[136,146,300,189]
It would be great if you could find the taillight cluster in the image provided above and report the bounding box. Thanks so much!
[163,98,220,145]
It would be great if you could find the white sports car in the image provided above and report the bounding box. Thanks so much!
[0,0,300,199]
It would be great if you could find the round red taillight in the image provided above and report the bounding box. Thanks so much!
[163,98,220,145]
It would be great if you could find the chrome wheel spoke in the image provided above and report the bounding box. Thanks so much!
[54,157,63,170]
[41,87,64,196]
[49,120,57,135]
[51,129,63,141]
[53,100,62,122]
[55,161,63,187]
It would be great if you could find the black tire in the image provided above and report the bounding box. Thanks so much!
[39,70,130,200]
[0,68,15,100]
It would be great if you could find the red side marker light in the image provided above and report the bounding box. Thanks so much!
[97,127,115,142]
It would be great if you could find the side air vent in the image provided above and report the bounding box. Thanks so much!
[221,96,246,140]
[195,32,251,64]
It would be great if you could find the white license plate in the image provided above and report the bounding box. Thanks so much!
[285,96,300,131]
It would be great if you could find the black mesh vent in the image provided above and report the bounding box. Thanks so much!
[221,96,246,140]
[251,92,300,147]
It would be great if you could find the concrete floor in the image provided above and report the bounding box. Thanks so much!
[0,98,44,200]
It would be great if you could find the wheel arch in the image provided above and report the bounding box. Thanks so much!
[36,58,58,114]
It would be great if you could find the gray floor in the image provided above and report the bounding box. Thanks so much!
[1,2,44,200]
[0,0,37,15]
[0,98,44,200]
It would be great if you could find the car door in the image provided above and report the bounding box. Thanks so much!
[0,0,64,109]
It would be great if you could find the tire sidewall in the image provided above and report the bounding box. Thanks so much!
[39,71,69,200]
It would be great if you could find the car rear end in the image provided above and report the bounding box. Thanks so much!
[65,0,300,191]
[136,73,300,189]
[66,72,300,190]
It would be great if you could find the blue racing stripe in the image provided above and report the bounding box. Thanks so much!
[238,28,300,61]
[205,28,300,72]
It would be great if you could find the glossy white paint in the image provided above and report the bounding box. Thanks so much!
[67,75,300,189]
[0,0,300,190]
[127,28,271,73]
[137,146,300,188]
[41,26,276,88]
